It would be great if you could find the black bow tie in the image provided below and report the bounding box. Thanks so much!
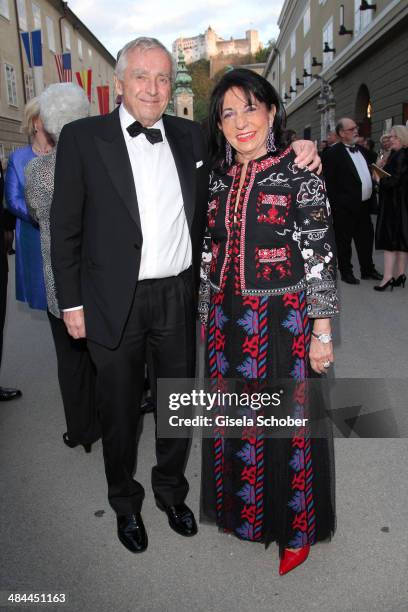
[347,145,358,153]
[127,120,163,144]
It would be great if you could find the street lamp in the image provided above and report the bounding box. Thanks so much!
[360,1,376,10]
[339,4,353,35]
[323,42,336,54]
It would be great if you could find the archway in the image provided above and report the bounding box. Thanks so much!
[355,84,372,137]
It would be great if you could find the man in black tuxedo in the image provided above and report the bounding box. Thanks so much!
[50,38,209,553]
[322,118,382,284]
[0,159,22,401]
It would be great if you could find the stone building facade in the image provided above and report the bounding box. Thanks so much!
[264,0,408,145]
[0,0,115,164]
[173,27,261,65]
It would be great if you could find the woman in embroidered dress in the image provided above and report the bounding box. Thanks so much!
[199,69,338,575]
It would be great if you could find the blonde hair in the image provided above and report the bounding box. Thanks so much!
[390,125,408,147]
[379,133,390,144]
[22,97,40,136]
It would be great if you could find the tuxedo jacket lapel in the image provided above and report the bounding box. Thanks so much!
[94,108,143,246]
[163,115,196,230]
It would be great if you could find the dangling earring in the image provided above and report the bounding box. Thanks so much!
[266,126,276,153]
[225,140,233,166]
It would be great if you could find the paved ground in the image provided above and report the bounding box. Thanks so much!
[1,251,407,612]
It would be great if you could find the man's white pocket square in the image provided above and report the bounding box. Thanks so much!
[196,160,204,168]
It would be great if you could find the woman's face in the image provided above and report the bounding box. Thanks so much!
[389,130,402,151]
[382,136,391,150]
[218,87,276,162]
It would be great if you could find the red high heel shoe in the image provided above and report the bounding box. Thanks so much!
[279,544,310,575]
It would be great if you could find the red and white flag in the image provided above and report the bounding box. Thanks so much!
[54,53,72,82]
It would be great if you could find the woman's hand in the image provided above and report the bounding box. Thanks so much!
[309,337,334,375]
[309,319,334,374]
[292,140,322,174]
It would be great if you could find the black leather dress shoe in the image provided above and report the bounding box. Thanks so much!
[361,269,383,281]
[156,501,198,537]
[117,513,148,553]
[341,274,360,285]
[0,386,22,401]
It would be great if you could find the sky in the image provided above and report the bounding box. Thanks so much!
[68,0,285,58]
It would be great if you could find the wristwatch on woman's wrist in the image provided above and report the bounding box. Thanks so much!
[311,331,332,343]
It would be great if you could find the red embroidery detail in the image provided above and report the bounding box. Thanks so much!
[243,296,260,310]
[207,197,219,228]
[215,328,225,351]
[256,193,290,226]
[241,504,256,524]
[292,511,308,531]
[242,335,259,358]
[210,241,220,274]
[292,335,306,358]
[241,465,257,484]
[283,292,300,309]
[292,436,305,449]
[255,245,292,280]
[291,472,306,491]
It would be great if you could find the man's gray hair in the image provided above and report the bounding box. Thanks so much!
[115,37,174,80]
[39,83,90,141]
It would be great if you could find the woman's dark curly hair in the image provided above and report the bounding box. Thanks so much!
[208,68,286,172]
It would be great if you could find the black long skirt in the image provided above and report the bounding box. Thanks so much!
[200,286,336,556]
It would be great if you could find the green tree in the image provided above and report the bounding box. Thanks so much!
[188,59,213,122]
[254,39,275,63]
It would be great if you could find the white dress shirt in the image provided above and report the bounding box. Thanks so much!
[63,105,192,312]
[119,104,192,280]
[345,145,373,202]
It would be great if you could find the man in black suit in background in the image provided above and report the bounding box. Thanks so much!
[51,37,208,553]
[322,117,382,284]
[0,159,22,401]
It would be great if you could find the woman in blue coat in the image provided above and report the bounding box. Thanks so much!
[5,98,53,310]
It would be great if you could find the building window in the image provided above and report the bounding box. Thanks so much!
[281,48,286,73]
[46,16,56,52]
[88,47,93,61]
[290,32,296,58]
[17,0,27,30]
[0,0,10,19]
[291,67,296,100]
[78,37,83,60]
[303,5,310,36]
[322,17,334,66]
[303,48,311,87]
[5,64,18,106]
[354,0,373,34]
[281,82,286,102]
[64,24,71,50]
[32,2,41,29]
[24,71,35,100]
[318,0,327,4]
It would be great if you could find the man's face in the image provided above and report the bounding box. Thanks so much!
[339,119,359,145]
[115,47,172,127]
